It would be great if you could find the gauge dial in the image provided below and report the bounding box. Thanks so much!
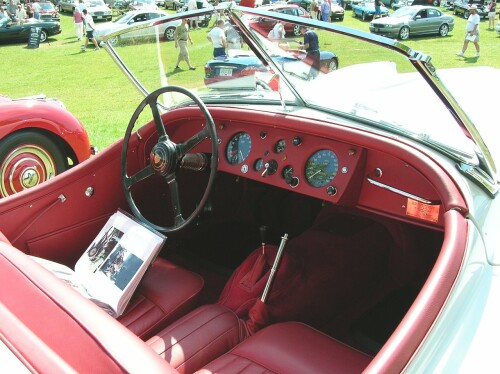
[254,158,264,171]
[226,132,252,165]
[274,139,286,153]
[305,150,338,187]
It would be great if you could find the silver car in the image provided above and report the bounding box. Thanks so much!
[94,10,180,44]
[369,5,454,40]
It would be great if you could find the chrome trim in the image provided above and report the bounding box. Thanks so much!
[366,177,438,204]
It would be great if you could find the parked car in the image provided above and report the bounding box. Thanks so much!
[204,45,339,89]
[94,10,180,43]
[127,0,159,10]
[85,0,113,21]
[452,0,488,18]
[164,0,185,9]
[38,1,61,21]
[0,17,61,43]
[0,94,92,197]
[176,0,213,27]
[370,5,454,39]
[57,0,79,13]
[2,4,500,374]
[352,0,389,20]
[330,2,345,20]
[246,4,311,35]
[286,0,313,11]
[390,0,440,9]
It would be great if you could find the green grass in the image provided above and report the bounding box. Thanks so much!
[0,9,498,150]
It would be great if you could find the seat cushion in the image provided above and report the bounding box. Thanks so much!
[147,304,246,374]
[118,258,204,340]
[197,322,372,374]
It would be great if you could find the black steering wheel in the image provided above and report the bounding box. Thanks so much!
[121,86,218,233]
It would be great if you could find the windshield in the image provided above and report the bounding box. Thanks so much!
[100,5,479,161]
[88,0,106,6]
[392,7,417,16]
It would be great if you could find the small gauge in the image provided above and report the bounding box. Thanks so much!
[274,139,286,153]
[305,150,339,187]
[262,159,278,177]
[282,165,294,181]
[254,158,264,172]
[226,132,252,165]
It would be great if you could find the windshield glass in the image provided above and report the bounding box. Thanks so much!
[101,6,477,160]
[392,7,417,16]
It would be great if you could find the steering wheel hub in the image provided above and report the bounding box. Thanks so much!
[150,141,177,177]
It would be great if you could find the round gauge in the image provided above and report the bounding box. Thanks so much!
[226,132,252,165]
[254,158,264,171]
[274,139,286,153]
[305,150,339,188]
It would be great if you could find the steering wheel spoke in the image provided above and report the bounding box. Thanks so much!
[124,164,154,190]
[148,96,168,139]
[165,174,185,227]
[121,85,218,233]
[178,126,212,156]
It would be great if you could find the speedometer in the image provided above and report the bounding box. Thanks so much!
[226,132,252,165]
[305,150,338,187]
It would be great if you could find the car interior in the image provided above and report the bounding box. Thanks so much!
[0,89,469,372]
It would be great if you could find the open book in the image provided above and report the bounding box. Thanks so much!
[31,210,166,318]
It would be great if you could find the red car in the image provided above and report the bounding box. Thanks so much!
[0,95,92,197]
[247,4,311,36]
[39,1,61,22]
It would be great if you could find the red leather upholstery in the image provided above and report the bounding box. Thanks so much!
[0,242,177,374]
[147,304,246,373]
[119,258,204,340]
[197,322,372,374]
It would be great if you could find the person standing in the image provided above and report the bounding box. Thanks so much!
[6,0,17,20]
[320,0,330,22]
[74,7,84,41]
[310,0,318,21]
[174,19,196,70]
[207,19,227,57]
[456,4,480,57]
[487,0,496,30]
[374,0,382,18]
[16,3,27,24]
[187,0,200,30]
[31,0,41,20]
[82,9,100,51]
[299,26,320,80]
[268,21,285,40]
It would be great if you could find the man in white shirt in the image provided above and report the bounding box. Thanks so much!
[82,9,100,51]
[31,0,41,19]
[456,4,480,57]
[207,19,227,57]
[187,0,199,29]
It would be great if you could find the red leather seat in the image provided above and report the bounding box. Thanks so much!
[118,257,204,340]
[0,242,177,374]
[147,304,246,374]
[196,322,373,374]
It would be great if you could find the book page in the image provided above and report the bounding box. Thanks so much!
[29,256,91,299]
[75,211,166,317]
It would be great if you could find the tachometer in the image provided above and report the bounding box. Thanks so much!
[305,150,338,187]
[226,132,252,165]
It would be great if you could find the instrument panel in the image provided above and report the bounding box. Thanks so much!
[217,122,365,203]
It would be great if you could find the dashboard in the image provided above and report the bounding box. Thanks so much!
[215,120,365,205]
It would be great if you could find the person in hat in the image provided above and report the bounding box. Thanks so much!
[456,4,480,57]
[299,25,320,80]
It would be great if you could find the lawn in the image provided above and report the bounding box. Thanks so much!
[0,8,498,150]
